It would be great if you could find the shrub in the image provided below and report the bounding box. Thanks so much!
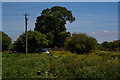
[12,30,48,53]
[64,33,97,54]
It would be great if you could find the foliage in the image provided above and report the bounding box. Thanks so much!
[64,33,97,54]
[2,51,119,78]
[34,6,75,47]
[1,31,12,51]
[99,40,120,51]
[12,30,48,53]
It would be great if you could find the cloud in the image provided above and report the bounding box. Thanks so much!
[103,31,111,33]
[88,32,97,35]
[88,30,118,36]
[88,30,118,43]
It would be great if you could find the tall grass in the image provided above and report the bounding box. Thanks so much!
[2,51,119,78]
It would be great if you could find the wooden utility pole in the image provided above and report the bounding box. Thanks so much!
[24,13,29,55]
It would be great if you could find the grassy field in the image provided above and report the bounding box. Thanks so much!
[2,51,120,78]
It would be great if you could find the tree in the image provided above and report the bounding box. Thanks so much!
[101,41,109,48]
[112,40,120,51]
[1,31,12,51]
[12,30,48,53]
[34,6,75,47]
[101,40,120,51]
[64,33,97,54]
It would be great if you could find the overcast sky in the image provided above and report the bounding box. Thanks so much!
[2,2,118,43]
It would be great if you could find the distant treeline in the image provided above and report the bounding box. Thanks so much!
[97,40,120,51]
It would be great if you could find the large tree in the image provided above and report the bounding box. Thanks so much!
[12,30,48,53]
[34,6,75,47]
[1,31,12,51]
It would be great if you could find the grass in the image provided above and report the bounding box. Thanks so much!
[2,51,120,78]
[0,53,1,79]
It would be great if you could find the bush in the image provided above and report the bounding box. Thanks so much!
[100,40,120,51]
[1,31,12,51]
[12,30,48,53]
[64,33,97,54]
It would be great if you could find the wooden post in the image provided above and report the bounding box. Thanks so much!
[24,13,29,55]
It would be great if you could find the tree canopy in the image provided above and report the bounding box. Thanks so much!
[100,40,120,51]
[12,30,48,53]
[34,6,75,47]
[1,31,12,51]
